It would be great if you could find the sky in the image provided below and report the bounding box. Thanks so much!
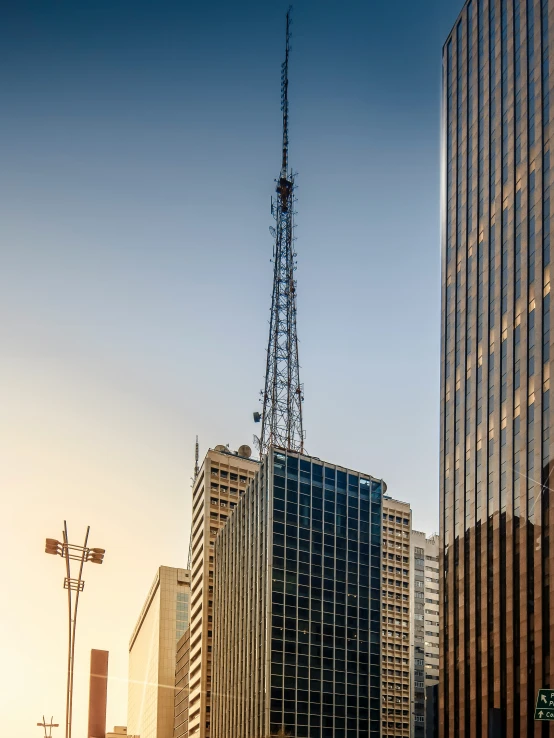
[1,0,464,734]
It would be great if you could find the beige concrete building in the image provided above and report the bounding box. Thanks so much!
[128,566,191,738]
[187,446,259,738]
[173,626,190,738]
[381,497,412,738]
[410,532,439,738]
[106,728,139,738]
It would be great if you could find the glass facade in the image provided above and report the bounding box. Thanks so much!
[440,1,553,736]
[212,449,384,738]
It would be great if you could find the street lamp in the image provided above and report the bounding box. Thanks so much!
[37,717,59,737]
[45,522,105,738]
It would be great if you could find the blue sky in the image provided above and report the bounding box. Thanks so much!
[1,0,463,732]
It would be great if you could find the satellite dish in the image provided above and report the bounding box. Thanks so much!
[215,445,227,453]
[269,226,276,238]
[238,444,252,459]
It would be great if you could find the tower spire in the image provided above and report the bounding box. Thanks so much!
[256,6,304,458]
[281,7,291,176]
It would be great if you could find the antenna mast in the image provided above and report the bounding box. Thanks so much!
[256,6,304,457]
[194,435,199,479]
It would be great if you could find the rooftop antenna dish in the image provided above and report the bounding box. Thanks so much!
[215,444,227,453]
[238,444,252,459]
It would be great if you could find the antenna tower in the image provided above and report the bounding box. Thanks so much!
[256,6,304,458]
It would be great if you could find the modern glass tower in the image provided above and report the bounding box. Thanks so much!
[440,1,552,736]
[212,449,384,738]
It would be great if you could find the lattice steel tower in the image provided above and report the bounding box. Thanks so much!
[256,6,304,458]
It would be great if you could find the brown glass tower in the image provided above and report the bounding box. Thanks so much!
[440,1,553,736]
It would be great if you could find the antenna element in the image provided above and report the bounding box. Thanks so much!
[256,6,305,458]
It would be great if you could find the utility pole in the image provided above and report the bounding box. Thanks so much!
[255,6,305,457]
[37,716,59,738]
[45,522,105,738]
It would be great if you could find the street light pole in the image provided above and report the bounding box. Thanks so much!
[37,716,59,737]
[45,522,105,738]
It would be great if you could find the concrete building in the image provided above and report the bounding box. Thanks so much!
[381,498,412,738]
[410,532,439,738]
[88,649,109,738]
[128,566,191,738]
[106,729,139,738]
[173,626,190,738]
[440,1,554,735]
[212,448,385,738]
[187,446,259,738]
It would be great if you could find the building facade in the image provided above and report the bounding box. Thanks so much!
[410,532,439,738]
[187,446,259,738]
[381,498,412,738]
[173,627,191,738]
[128,567,191,738]
[440,1,554,736]
[212,448,384,738]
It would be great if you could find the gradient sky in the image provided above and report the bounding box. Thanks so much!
[2,0,463,734]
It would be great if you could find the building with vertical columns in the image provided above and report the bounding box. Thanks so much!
[212,448,384,738]
[173,627,190,738]
[410,532,439,738]
[380,498,412,738]
[440,1,553,736]
[187,446,259,738]
[127,567,191,738]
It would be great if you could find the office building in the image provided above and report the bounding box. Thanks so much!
[410,532,439,738]
[173,627,190,738]
[187,446,259,738]
[212,448,384,738]
[440,1,553,735]
[128,567,191,738]
[88,649,109,738]
[381,498,412,738]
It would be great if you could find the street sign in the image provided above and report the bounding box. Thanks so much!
[535,690,554,720]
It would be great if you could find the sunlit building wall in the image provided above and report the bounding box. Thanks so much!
[381,498,412,738]
[187,447,259,738]
[128,567,190,738]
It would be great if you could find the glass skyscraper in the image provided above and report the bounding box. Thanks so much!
[440,1,552,736]
[212,449,384,738]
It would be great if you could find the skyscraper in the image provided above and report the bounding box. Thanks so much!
[440,1,552,735]
[212,449,384,738]
[127,567,191,738]
[381,498,412,738]
[187,446,259,738]
[410,532,439,738]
